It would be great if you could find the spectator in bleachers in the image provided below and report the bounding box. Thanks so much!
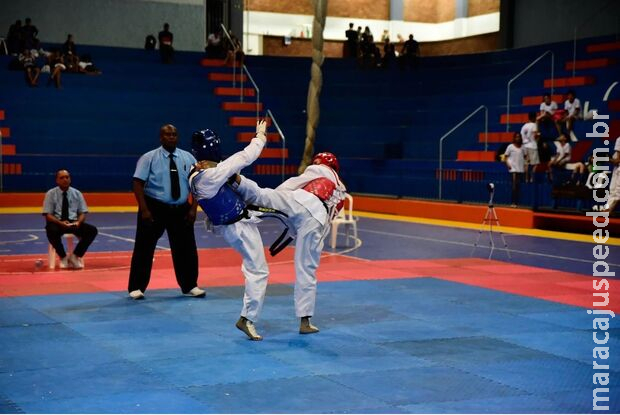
[223,32,244,68]
[62,34,79,72]
[359,27,374,67]
[382,38,396,68]
[206,29,225,58]
[46,50,65,88]
[42,169,98,269]
[144,34,156,50]
[547,134,571,182]
[19,48,40,87]
[536,93,560,137]
[558,90,581,142]
[603,138,620,213]
[20,17,39,51]
[400,34,419,69]
[6,20,22,55]
[77,54,101,75]
[345,22,358,58]
[380,29,390,42]
[570,154,605,186]
[521,111,539,183]
[158,23,174,64]
[504,133,525,207]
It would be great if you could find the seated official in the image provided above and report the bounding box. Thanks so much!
[42,169,98,269]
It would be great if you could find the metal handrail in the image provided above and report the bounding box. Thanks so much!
[438,105,488,200]
[220,24,237,88]
[267,109,287,183]
[242,65,260,117]
[506,50,554,132]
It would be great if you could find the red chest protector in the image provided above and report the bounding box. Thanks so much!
[302,177,336,201]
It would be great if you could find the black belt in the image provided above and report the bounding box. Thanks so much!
[246,204,294,256]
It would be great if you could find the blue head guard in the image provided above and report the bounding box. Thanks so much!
[191,129,222,162]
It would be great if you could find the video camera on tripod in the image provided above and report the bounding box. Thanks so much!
[487,182,495,207]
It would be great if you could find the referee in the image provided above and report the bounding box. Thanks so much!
[128,124,204,300]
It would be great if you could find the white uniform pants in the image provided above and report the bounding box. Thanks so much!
[238,181,327,317]
[221,221,269,322]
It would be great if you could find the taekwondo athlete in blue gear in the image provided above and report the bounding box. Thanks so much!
[189,120,270,341]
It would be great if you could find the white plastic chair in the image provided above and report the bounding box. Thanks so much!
[330,193,357,249]
[48,234,82,269]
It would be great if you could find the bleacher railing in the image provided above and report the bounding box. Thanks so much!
[242,65,260,118]
[505,50,554,132]
[266,109,287,183]
[438,105,488,200]
[220,24,237,88]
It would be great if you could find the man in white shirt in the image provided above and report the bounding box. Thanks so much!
[537,93,560,136]
[604,138,620,212]
[236,152,347,335]
[559,90,581,142]
[504,133,525,207]
[521,111,540,183]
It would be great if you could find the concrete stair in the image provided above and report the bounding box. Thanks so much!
[544,76,595,88]
[222,102,264,112]
[478,132,513,143]
[214,87,256,97]
[586,41,620,53]
[522,95,564,106]
[564,58,616,71]
[237,132,280,142]
[457,150,496,162]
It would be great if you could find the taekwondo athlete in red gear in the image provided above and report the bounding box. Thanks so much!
[188,120,269,341]
[235,152,347,334]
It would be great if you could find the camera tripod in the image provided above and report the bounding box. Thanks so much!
[471,188,511,260]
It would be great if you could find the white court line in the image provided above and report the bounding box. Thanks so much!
[359,227,620,267]
[97,232,170,251]
[0,234,39,244]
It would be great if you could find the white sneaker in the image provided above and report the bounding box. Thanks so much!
[68,254,83,269]
[129,290,145,300]
[184,287,206,297]
[59,256,70,269]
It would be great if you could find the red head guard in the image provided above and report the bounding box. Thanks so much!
[312,152,339,173]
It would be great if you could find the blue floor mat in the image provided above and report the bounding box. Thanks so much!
[0,278,614,413]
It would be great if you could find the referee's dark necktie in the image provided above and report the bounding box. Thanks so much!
[61,191,69,221]
[169,153,181,200]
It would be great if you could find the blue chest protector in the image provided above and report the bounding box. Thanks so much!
[198,183,246,225]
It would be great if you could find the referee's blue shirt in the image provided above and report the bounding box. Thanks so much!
[134,146,197,205]
[42,187,88,220]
